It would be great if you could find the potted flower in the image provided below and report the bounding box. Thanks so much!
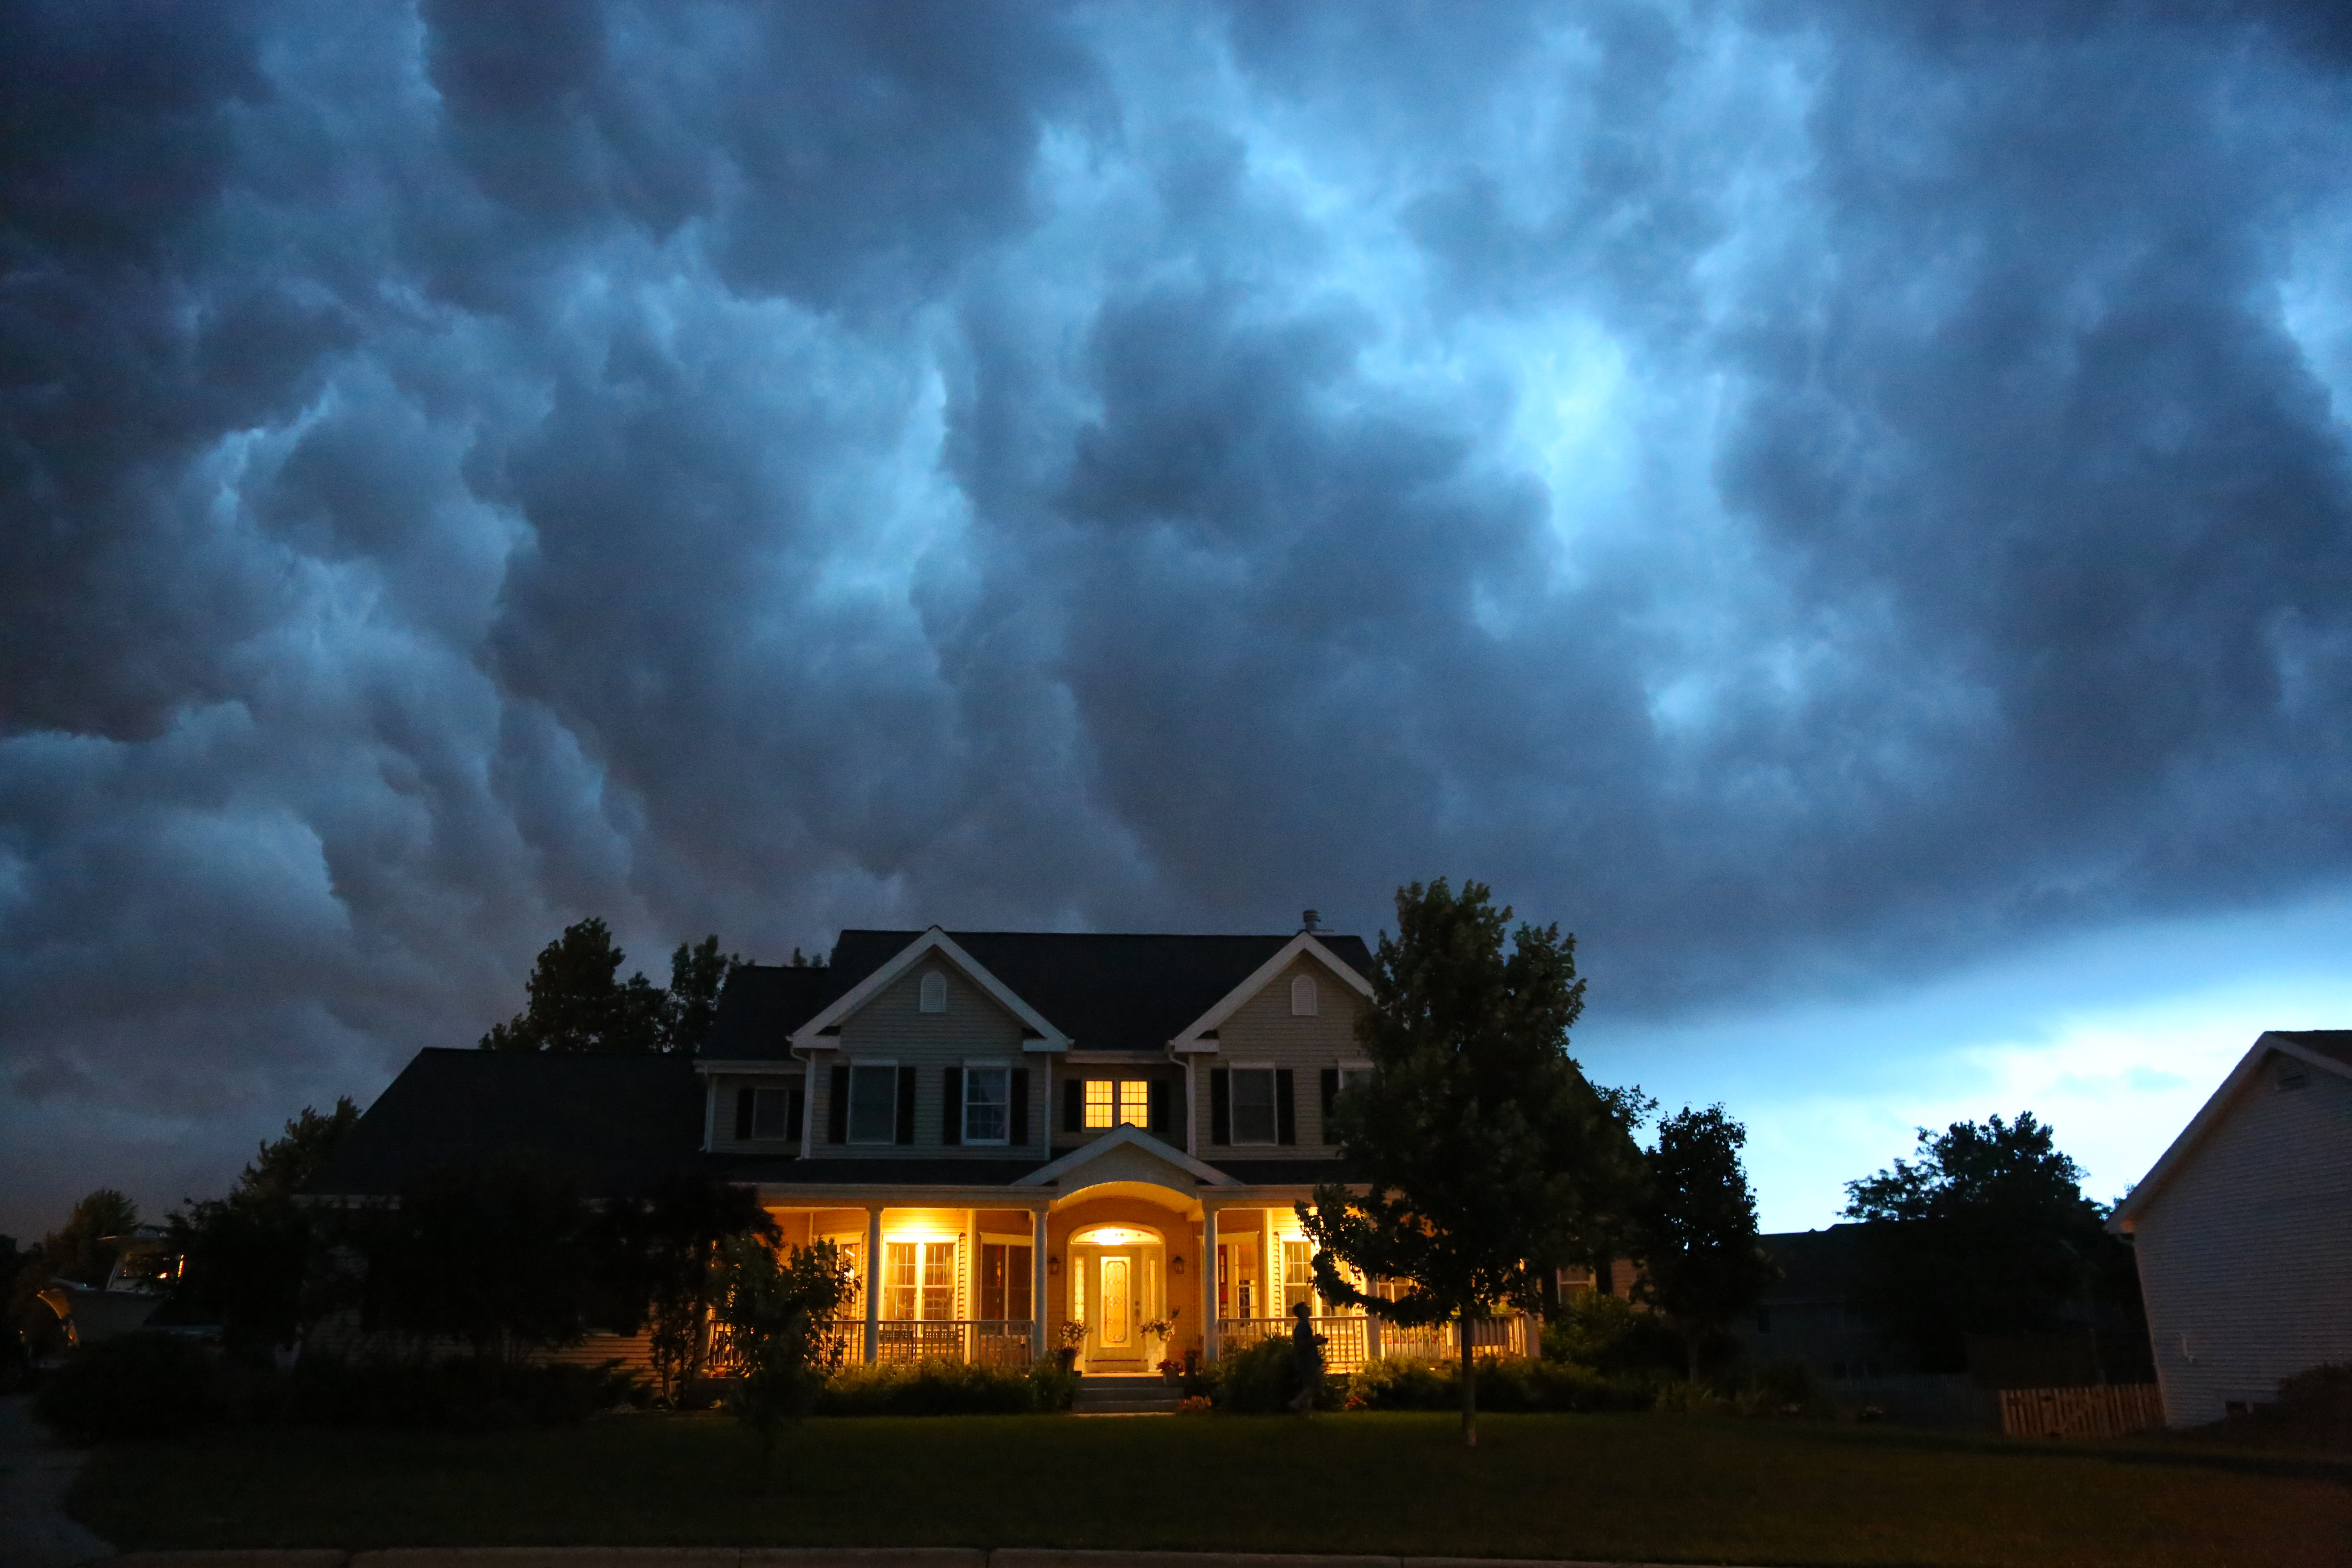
[1056,1319,1086,1373]
[1141,1307,1183,1382]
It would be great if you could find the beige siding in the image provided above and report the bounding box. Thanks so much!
[706,1070,806,1155]
[1194,953,1367,1157]
[808,960,1045,1159]
[2132,1051,2352,1427]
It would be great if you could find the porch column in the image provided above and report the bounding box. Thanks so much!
[1261,1205,1277,1320]
[1029,1205,1049,1359]
[1201,1202,1220,1362]
[963,1206,979,1362]
[864,1205,883,1365]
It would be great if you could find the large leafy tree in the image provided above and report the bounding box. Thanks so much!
[1842,1112,2139,1372]
[1301,878,1646,1447]
[169,1099,360,1358]
[1634,1103,1777,1381]
[604,1172,780,1405]
[480,917,742,1054]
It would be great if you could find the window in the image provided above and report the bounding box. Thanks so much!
[1231,1067,1278,1144]
[750,1086,795,1140]
[919,970,947,1013]
[964,1065,1011,1144]
[1339,1066,1373,1094]
[980,1242,1033,1321]
[1080,1078,1152,1129]
[849,1064,898,1143]
[882,1238,959,1321]
[1291,974,1318,1016]
[1283,1239,1315,1313]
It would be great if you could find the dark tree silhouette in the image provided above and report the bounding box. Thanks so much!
[1635,1103,1777,1381]
[169,1098,361,1357]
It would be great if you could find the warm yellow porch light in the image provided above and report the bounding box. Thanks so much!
[1071,1225,1156,1247]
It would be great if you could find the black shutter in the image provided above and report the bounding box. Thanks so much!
[1063,1077,1082,1133]
[828,1065,849,1144]
[1320,1068,1339,1145]
[1210,1069,1231,1145]
[735,1086,754,1141]
[787,1085,805,1143]
[1276,1069,1296,1145]
[1148,1078,1172,1139]
[1011,1069,1029,1145]
[942,1066,963,1145]
[895,1065,917,1144]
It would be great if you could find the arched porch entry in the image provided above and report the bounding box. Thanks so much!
[1047,1180,1207,1375]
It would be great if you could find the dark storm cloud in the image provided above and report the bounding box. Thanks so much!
[4,0,2351,1229]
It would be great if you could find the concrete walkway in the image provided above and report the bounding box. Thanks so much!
[0,1394,115,1568]
[98,1552,1742,1568]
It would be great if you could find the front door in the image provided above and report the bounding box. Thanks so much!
[1088,1250,1142,1369]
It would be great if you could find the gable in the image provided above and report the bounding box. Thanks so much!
[2112,1031,2352,1233]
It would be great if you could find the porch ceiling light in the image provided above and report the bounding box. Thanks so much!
[1071,1225,1156,1247]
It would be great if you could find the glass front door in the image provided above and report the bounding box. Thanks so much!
[1087,1250,1143,1366]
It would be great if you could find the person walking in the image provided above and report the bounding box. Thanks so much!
[1287,1298,1325,1415]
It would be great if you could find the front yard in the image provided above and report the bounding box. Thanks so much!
[73,1410,2350,1568]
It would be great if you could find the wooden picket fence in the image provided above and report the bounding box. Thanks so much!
[1999,1383,2165,1439]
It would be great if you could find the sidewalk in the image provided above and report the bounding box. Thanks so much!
[0,1395,116,1568]
[100,1552,1742,1568]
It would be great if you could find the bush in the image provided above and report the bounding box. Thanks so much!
[813,1357,1054,1416]
[1341,1353,1654,1413]
[1209,1335,1348,1414]
[1025,1356,1079,1412]
[33,1334,229,1443]
[1540,1292,1684,1374]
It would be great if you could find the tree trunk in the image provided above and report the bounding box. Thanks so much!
[1459,1307,1478,1448]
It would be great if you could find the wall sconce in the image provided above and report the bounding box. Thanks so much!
[1048,1254,1061,1276]
[1171,1254,1186,1275]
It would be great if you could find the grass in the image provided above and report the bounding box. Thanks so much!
[72,1410,2352,1568]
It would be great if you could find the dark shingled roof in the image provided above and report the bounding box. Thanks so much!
[2269,1029,2352,1069]
[312,1049,706,1198]
[700,928,1376,1060]
[1757,1225,1869,1305]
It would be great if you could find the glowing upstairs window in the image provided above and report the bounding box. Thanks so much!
[1084,1079,1116,1128]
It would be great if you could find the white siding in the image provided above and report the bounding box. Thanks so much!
[2132,1051,2352,1427]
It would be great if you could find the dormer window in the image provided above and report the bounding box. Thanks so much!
[1291,974,1318,1016]
[920,970,947,1013]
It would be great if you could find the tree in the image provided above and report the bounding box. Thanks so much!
[1842,1112,2136,1372]
[348,1157,603,1363]
[481,917,741,1054]
[710,1236,855,1492]
[169,1099,361,1358]
[662,934,745,1055]
[603,1172,778,1404]
[1634,1104,1777,1381]
[1300,878,1647,1447]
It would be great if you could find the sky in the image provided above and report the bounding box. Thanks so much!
[5,0,2351,1243]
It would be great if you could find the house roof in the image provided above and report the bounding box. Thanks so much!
[699,928,1376,1060]
[2107,1029,2352,1233]
[1756,1225,1868,1304]
[310,1048,706,1199]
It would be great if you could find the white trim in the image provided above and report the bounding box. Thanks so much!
[2108,1032,2352,1233]
[1165,933,1372,1051]
[1012,1123,1241,1188]
[961,1061,1014,1147]
[788,927,1073,1051]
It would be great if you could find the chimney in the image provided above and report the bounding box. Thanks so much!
[1300,909,1321,933]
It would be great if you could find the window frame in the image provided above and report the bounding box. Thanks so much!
[1229,1064,1279,1146]
[962,1060,1013,1145]
[847,1061,900,1145]
[750,1085,793,1140]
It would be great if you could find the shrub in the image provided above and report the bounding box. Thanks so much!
[1341,1353,1653,1413]
[814,1357,1045,1416]
[1209,1334,1346,1414]
[280,1356,644,1429]
[33,1334,228,1443]
[1540,1292,1684,1374]
[1025,1356,1079,1412]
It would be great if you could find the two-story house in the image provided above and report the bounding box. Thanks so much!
[316,918,1537,1374]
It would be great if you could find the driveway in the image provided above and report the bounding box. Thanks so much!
[0,1395,113,1568]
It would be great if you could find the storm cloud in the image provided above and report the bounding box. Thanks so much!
[5,0,2350,1229]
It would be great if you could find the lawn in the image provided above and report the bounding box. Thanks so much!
[72,1411,2352,1568]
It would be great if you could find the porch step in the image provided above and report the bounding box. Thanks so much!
[1072,1374,1181,1414]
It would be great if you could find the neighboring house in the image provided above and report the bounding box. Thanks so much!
[315,918,1541,1373]
[2107,1029,2352,1428]
[1736,1226,1898,1380]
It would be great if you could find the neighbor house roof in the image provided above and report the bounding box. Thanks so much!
[310,1048,706,1199]
[698,929,1377,1060]
[1756,1225,1869,1304]
[2107,1029,2352,1234]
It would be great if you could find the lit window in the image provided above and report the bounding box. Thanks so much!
[1291,974,1318,1016]
[1232,1067,1277,1144]
[883,1238,959,1321]
[1283,1239,1315,1313]
[919,971,947,1013]
[849,1064,897,1143]
[1118,1079,1148,1125]
[1083,1078,1151,1129]
[964,1065,1010,1144]
[1084,1079,1116,1128]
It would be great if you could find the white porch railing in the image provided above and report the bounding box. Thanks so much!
[873,1319,1035,1367]
[1216,1313,1532,1367]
